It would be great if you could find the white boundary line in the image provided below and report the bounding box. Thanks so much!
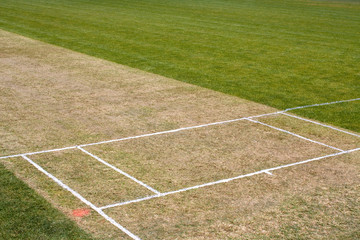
[246,118,344,151]
[281,112,360,138]
[99,147,360,210]
[21,155,141,240]
[283,98,360,112]
[77,146,161,195]
[1,97,359,160]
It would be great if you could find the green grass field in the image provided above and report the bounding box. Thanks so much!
[0,164,96,240]
[0,0,359,239]
[0,0,359,131]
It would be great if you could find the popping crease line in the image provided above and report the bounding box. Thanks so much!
[77,146,161,195]
[21,155,141,240]
[0,146,78,160]
[99,147,360,210]
[77,111,281,147]
[7,97,359,239]
[264,170,273,175]
[0,111,281,159]
[1,97,359,160]
[283,98,360,112]
[281,112,360,138]
[246,118,344,151]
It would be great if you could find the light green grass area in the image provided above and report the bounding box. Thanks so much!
[0,0,359,131]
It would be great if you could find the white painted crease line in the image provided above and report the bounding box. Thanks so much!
[283,98,360,112]
[264,170,273,175]
[77,146,161,195]
[265,147,360,171]
[100,194,161,209]
[245,111,284,119]
[1,97,359,160]
[281,112,360,138]
[246,118,344,152]
[99,170,265,210]
[0,111,281,160]
[1,97,357,235]
[0,146,77,160]
[21,155,141,240]
[78,111,283,148]
[99,147,360,210]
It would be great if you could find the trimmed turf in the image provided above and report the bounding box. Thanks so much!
[0,163,96,240]
[293,101,360,133]
[0,0,359,131]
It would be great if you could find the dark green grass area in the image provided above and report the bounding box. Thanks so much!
[0,0,359,131]
[0,163,96,240]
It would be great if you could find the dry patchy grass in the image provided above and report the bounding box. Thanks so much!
[0,29,274,157]
[86,120,334,192]
[104,151,360,239]
[258,114,360,151]
[30,150,154,206]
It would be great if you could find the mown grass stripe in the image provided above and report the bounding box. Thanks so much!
[0,0,359,134]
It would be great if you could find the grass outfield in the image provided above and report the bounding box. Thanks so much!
[0,0,359,131]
